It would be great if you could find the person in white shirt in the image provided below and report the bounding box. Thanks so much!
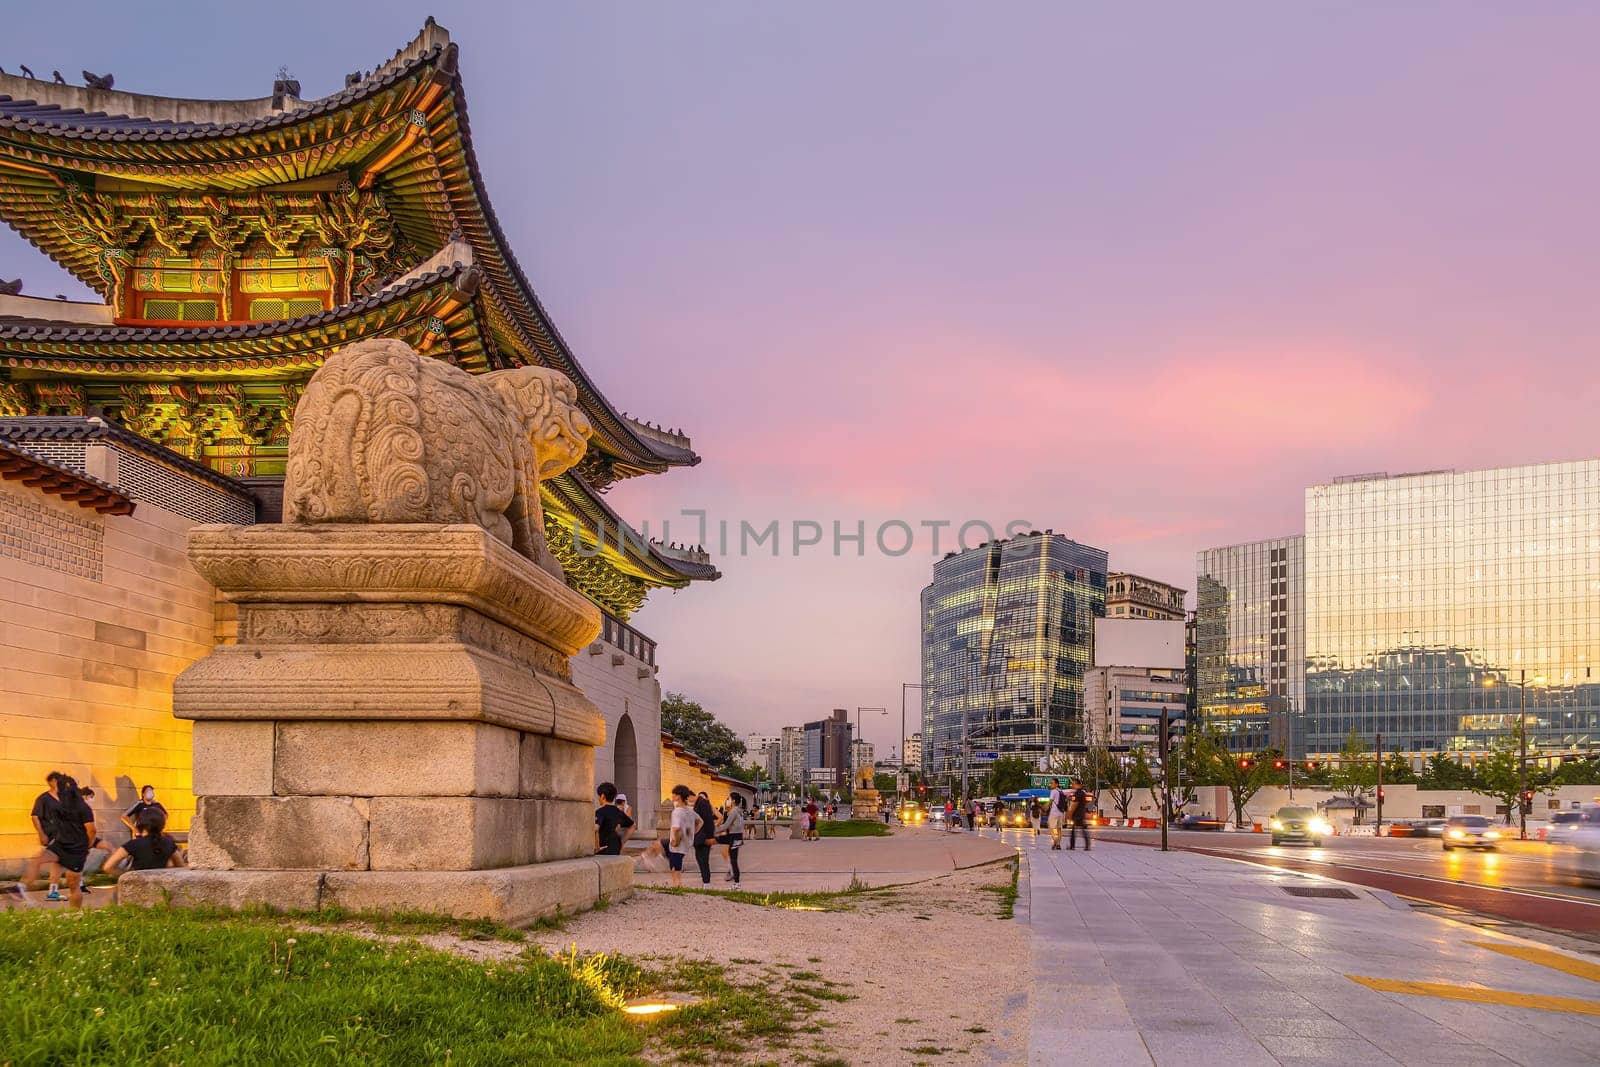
[666,785,702,888]
[1047,777,1065,850]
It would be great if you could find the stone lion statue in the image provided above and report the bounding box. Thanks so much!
[283,338,592,577]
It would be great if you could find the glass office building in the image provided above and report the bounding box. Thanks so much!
[1195,536,1306,755]
[1304,462,1600,757]
[919,531,1107,779]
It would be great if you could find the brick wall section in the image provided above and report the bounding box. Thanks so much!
[0,481,215,867]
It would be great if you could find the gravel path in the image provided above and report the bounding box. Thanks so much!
[530,862,1027,1066]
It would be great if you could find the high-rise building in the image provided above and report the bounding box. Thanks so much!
[850,739,875,780]
[1084,667,1188,748]
[1195,536,1305,754]
[743,735,780,781]
[920,531,1108,779]
[802,709,853,789]
[1106,573,1187,620]
[904,732,923,771]
[778,726,805,789]
[1304,463,1600,757]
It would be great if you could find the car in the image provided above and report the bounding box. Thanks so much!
[928,808,946,824]
[1178,814,1226,831]
[1550,807,1600,887]
[897,805,926,825]
[1269,806,1330,847]
[1410,818,1446,838]
[1546,809,1588,847]
[1441,814,1501,851]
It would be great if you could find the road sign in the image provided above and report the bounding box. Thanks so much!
[972,751,999,761]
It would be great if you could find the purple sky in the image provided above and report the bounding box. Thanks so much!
[7,4,1600,755]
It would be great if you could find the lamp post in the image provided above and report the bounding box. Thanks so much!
[854,707,887,792]
[901,683,931,794]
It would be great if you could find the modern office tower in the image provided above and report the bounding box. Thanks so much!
[802,709,853,789]
[1303,463,1600,758]
[920,531,1108,780]
[1084,666,1189,748]
[903,733,924,772]
[1106,573,1187,620]
[1195,536,1306,755]
[778,726,805,788]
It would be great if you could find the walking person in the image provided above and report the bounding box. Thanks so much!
[666,786,701,888]
[13,775,95,908]
[716,794,746,887]
[1068,780,1092,851]
[1047,777,1065,850]
[593,781,635,856]
[692,790,718,885]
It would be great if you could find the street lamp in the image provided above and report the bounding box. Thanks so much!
[901,683,931,793]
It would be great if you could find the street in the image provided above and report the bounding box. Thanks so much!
[977,823,1600,935]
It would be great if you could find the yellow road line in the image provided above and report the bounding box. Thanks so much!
[1468,940,1600,984]
[1348,975,1600,1015]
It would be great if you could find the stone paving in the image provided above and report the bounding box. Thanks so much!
[1026,839,1600,1066]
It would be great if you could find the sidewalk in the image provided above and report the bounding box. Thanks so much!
[1027,840,1600,1066]
[631,825,1015,892]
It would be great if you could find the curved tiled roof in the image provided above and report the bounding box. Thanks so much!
[0,415,254,498]
[0,435,135,514]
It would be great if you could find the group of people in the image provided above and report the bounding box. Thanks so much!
[792,798,825,841]
[9,772,185,908]
[596,782,748,889]
[1045,777,1092,850]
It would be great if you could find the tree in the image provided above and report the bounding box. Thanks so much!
[989,755,1033,798]
[660,691,746,775]
[1190,727,1276,826]
[873,772,898,794]
[1381,752,1417,785]
[1476,719,1553,825]
[1418,752,1478,791]
[1327,729,1377,801]
[1552,757,1600,786]
[1103,747,1154,821]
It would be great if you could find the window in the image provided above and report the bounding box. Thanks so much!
[247,297,326,321]
[141,298,220,321]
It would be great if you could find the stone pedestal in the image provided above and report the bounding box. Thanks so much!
[852,788,882,819]
[121,523,631,924]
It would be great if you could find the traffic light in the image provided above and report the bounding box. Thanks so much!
[1304,760,1318,771]
[1238,758,1255,770]
[1272,759,1286,771]
[1520,790,1534,815]
[918,784,927,795]
[1377,788,1385,801]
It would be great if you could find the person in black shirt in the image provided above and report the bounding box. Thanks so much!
[14,775,96,908]
[1068,783,1092,851]
[104,808,187,888]
[21,771,64,899]
[692,790,718,887]
[593,781,635,856]
[122,784,168,834]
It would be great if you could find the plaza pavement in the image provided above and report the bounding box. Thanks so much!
[1024,838,1600,1066]
[629,823,1015,892]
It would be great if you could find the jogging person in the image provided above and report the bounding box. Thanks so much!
[666,785,701,888]
[21,772,63,900]
[593,781,635,856]
[14,775,95,908]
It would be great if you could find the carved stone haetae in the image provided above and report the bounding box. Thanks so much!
[282,338,591,578]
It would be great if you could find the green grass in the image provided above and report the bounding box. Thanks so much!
[648,878,891,913]
[979,857,1020,919]
[815,819,892,838]
[0,907,649,1065]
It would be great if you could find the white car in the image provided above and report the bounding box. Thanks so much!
[1550,807,1600,887]
[1546,809,1589,847]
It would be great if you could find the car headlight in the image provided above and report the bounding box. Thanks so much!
[1448,829,1466,839]
[1309,819,1330,834]
[1270,819,1284,830]
[1485,831,1500,839]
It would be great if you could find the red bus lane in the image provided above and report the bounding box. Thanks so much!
[1097,831,1600,933]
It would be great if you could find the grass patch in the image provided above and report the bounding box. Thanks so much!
[648,879,891,913]
[0,906,645,1064]
[816,819,892,838]
[906,1045,948,1055]
[978,858,1020,919]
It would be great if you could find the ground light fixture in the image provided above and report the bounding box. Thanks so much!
[622,993,702,1016]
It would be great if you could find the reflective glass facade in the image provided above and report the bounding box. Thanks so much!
[1304,462,1600,756]
[920,533,1107,777]
[1195,536,1305,755]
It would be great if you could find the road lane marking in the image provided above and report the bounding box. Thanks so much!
[1348,975,1600,1016]
[1468,940,1600,984]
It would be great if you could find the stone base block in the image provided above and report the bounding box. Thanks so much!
[520,733,595,801]
[275,721,522,798]
[192,721,274,797]
[119,858,632,928]
[366,796,591,870]
[190,796,369,871]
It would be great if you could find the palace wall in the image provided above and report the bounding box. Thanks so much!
[572,638,662,813]
[0,483,213,869]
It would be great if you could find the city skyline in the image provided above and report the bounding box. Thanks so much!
[6,4,1600,755]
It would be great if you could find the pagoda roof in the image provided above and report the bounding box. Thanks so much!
[0,435,135,515]
[0,18,696,475]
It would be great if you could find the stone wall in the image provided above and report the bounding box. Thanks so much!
[572,640,661,810]
[0,482,216,868]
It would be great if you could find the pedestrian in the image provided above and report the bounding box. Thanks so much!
[666,785,701,888]
[716,793,745,887]
[102,807,186,883]
[13,774,95,908]
[1068,780,1092,851]
[692,790,718,885]
[805,798,821,841]
[121,784,167,834]
[944,798,955,833]
[21,772,64,900]
[1047,777,1066,850]
[593,781,635,856]
[1029,798,1044,837]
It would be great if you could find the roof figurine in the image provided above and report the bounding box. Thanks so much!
[82,70,113,90]
[0,19,714,617]
[0,278,20,295]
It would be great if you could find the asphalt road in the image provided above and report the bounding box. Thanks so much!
[985,823,1600,933]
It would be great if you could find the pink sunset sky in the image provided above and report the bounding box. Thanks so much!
[7,4,1600,756]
